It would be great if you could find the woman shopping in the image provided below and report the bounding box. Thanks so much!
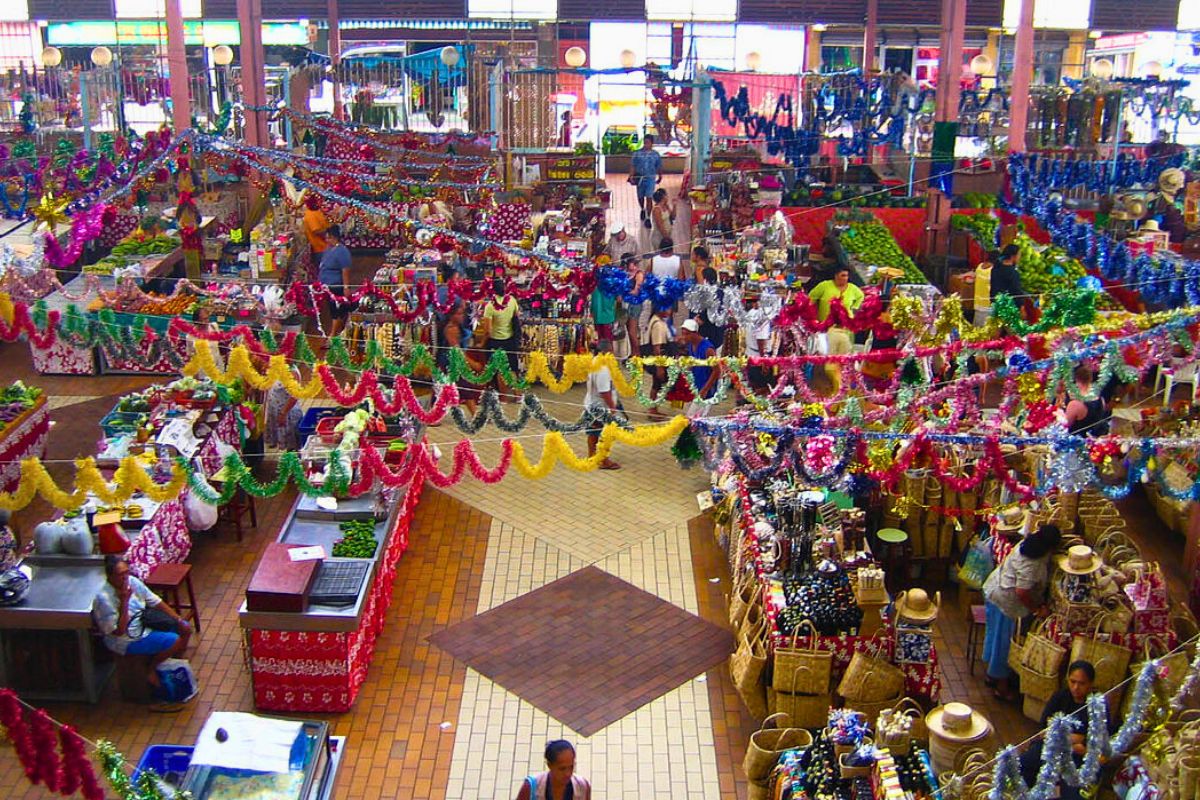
[981,522,1062,701]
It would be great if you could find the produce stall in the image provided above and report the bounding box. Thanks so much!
[239,410,425,713]
[0,384,49,494]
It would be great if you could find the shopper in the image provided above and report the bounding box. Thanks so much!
[301,193,329,281]
[264,365,303,451]
[583,342,622,470]
[439,299,481,417]
[1020,660,1112,799]
[740,292,773,404]
[620,253,646,347]
[650,237,684,281]
[317,224,353,339]
[590,280,618,349]
[694,267,727,356]
[605,222,639,263]
[991,243,1024,313]
[649,187,676,252]
[631,134,662,227]
[680,318,720,418]
[1063,364,1111,437]
[93,556,192,688]
[516,740,591,800]
[480,277,522,398]
[691,245,712,282]
[981,522,1062,701]
[643,304,676,418]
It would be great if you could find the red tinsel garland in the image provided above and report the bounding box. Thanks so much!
[28,707,62,791]
[0,689,38,781]
[59,725,104,800]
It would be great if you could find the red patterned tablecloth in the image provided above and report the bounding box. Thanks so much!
[0,398,50,494]
[248,475,425,713]
[125,408,243,579]
[31,337,96,375]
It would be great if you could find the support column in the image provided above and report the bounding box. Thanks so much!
[863,0,878,73]
[1062,30,1086,80]
[328,0,343,121]
[164,0,191,133]
[237,0,268,147]
[1007,0,1036,153]
[922,0,967,257]
[983,28,1000,89]
[804,27,822,73]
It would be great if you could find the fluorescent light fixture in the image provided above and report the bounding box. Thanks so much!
[645,0,736,22]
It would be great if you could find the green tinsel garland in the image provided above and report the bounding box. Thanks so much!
[671,423,702,469]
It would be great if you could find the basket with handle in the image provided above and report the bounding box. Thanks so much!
[1068,614,1133,692]
[768,686,831,730]
[730,612,770,719]
[772,619,832,694]
[728,559,759,630]
[1018,616,1067,676]
[838,630,905,703]
[743,712,812,781]
[1121,634,1191,718]
[884,696,929,744]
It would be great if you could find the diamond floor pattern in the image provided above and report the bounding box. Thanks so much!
[429,565,734,737]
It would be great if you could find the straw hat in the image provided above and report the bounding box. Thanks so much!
[895,588,940,623]
[994,507,1029,534]
[926,702,992,742]
[1159,168,1186,194]
[1140,219,1161,233]
[1056,544,1102,576]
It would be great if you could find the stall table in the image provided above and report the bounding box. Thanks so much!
[239,469,425,713]
[0,562,111,703]
[0,395,50,493]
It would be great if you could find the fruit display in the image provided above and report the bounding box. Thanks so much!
[1011,232,1087,295]
[836,216,925,284]
[784,184,927,208]
[87,292,196,316]
[84,232,181,275]
[950,211,1000,247]
[956,192,999,209]
[332,519,378,558]
[0,382,42,429]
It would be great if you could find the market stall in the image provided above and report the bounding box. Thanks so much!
[239,410,425,713]
[0,384,49,494]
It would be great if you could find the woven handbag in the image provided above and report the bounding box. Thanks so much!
[743,713,812,781]
[730,614,769,719]
[772,619,832,694]
[1020,616,1067,676]
[768,687,830,730]
[728,560,758,630]
[837,632,905,703]
[1069,615,1133,692]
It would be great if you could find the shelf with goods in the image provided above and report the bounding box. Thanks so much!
[0,384,49,494]
[507,151,609,213]
[828,209,927,287]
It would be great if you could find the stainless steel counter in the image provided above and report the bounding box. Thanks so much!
[0,564,106,629]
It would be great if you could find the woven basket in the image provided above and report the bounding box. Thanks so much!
[730,615,769,719]
[1022,693,1046,723]
[1015,662,1060,702]
[838,633,905,703]
[839,752,872,779]
[772,620,832,694]
[743,713,811,781]
[768,688,830,730]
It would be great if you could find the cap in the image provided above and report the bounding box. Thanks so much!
[608,222,626,236]
[681,318,700,333]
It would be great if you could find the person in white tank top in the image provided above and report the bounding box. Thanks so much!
[649,236,683,281]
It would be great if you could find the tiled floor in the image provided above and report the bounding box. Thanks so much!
[3,175,1189,800]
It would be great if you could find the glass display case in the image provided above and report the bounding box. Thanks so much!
[180,719,339,800]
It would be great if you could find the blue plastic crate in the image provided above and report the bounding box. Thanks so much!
[133,745,193,787]
[298,407,341,440]
[100,410,144,438]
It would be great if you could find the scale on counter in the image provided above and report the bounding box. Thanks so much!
[309,561,371,607]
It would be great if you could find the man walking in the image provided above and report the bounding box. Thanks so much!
[631,135,662,228]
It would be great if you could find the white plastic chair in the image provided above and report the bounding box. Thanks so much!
[1156,362,1200,407]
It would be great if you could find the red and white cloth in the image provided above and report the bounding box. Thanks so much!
[0,398,49,493]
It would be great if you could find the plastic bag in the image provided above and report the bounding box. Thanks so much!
[957,533,994,590]
[183,484,218,532]
[153,658,198,703]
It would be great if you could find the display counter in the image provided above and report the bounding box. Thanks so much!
[0,395,50,493]
[0,562,112,703]
[239,470,425,713]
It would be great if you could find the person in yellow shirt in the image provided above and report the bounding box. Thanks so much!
[301,194,330,281]
[807,268,864,393]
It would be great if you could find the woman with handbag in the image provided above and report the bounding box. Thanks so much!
[982,523,1062,701]
[92,556,192,688]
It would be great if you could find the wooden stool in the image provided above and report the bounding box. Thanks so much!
[218,488,258,542]
[145,563,201,634]
[966,604,987,674]
[116,653,154,703]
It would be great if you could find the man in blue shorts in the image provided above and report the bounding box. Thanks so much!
[631,134,662,228]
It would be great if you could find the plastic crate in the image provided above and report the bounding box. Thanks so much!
[100,411,143,438]
[298,407,341,441]
[133,745,193,787]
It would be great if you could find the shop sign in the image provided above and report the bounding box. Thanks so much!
[46,20,307,47]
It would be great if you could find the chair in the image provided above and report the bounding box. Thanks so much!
[965,604,987,675]
[1155,363,1199,407]
[145,563,201,634]
[217,488,258,542]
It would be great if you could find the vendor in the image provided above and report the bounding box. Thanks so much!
[301,194,330,282]
[480,277,521,396]
[809,267,864,393]
[318,225,353,340]
[990,244,1024,321]
[1063,364,1111,437]
[981,522,1061,701]
[93,556,192,688]
[1020,660,1114,800]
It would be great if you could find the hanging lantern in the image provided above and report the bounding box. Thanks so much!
[564,46,587,68]
[90,46,113,67]
[619,49,637,69]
